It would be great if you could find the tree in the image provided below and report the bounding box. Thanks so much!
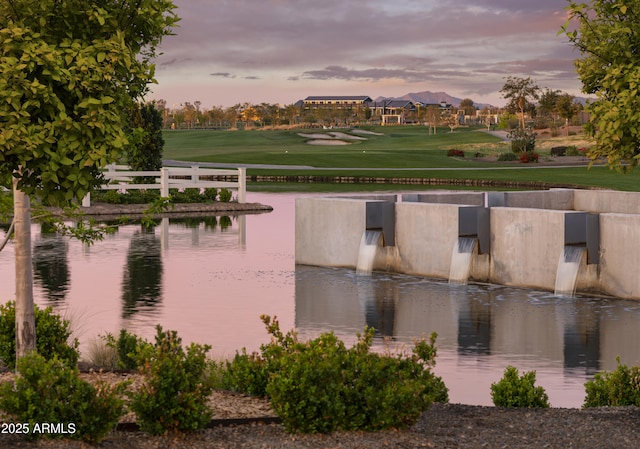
[127,102,165,178]
[425,105,442,134]
[459,98,476,117]
[556,94,581,136]
[0,0,178,363]
[537,88,561,127]
[563,0,640,170]
[500,76,540,129]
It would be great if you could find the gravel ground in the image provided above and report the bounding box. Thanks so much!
[1,403,640,448]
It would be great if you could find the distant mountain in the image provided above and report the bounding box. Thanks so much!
[374,90,493,109]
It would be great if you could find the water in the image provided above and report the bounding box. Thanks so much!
[356,230,383,275]
[449,237,477,284]
[555,246,586,297]
[2,192,640,408]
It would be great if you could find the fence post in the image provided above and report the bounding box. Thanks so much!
[161,167,170,197]
[82,192,91,207]
[191,165,199,184]
[237,167,246,204]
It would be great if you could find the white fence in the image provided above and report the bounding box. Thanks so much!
[82,164,246,206]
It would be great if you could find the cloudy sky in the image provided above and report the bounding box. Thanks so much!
[147,0,583,109]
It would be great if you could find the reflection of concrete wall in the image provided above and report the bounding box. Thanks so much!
[295,266,365,333]
[599,306,640,370]
[490,299,564,362]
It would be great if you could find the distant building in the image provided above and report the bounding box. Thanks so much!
[369,99,414,124]
[302,96,373,109]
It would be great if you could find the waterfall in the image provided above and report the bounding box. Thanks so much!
[555,246,585,297]
[356,230,383,275]
[449,237,477,284]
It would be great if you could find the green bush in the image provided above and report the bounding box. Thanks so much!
[490,365,550,408]
[128,326,217,435]
[497,152,518,162]
[584,358,640,407]
[258,316,447,433]
[222,348,271,397]
[218,188,232,202]
[0,301,79,368]
[221,315,297,397]
[565,145,580,156]
[203,187,218,202]
[508,127,536,153]
[0,353,127,443]
[103,329,149,370]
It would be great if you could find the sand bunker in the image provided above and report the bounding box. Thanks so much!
[306,139,351,145]
[350,129,384,136]
[327,132,367,141]
[298,133,332,139]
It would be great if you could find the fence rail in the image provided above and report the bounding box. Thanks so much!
[82,164,246,206]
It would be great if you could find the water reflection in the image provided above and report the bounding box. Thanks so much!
[3,192,640,408]
[121,226,163,318]
[295,265,640,405]
[33,224,70,301]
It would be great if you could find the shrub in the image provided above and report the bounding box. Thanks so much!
[519,152,539,163]
[128,326,216,435]
[0,353,127,443]
[490,365,550,408]
[103,329,149,370]
[565,145,580,156]
[203,187,218,202]
[222,348,271,397]
[221,315,298,397]
[446,149,465,157]
[257,315,447,433]
[508,127,536,154]
[497,152,518,162]
[583,358,640,407]
[0,301,79,368]
[219,188,233,202]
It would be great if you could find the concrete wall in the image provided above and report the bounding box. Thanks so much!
[596,213,640,298]
[574,190,640,214]
[394,202,460,278]
[295,190,640,299]
[503,189,575,210]
[295,198,367,268]
[489,208,566,290]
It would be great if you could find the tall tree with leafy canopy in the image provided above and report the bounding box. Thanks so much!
[127,102,165,176]
[563,0,640,170]
[0,0,178,363]
[500,76,540,129]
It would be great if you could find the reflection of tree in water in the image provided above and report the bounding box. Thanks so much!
[33,226,70,302]
[219,216,232,230]
[121,227,163,318]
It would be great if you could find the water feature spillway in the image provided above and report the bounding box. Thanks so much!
[356,230,383,275]
[555,246,586,297]
[295,189,640,299]
[449,237,477,284]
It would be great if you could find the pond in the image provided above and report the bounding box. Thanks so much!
[2,192,640,408]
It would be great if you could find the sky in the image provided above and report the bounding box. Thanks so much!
[147,0,583,109]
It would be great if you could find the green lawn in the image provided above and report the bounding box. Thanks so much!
[162,126,640,191]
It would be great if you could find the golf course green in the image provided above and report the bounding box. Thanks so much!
[162,126,640,192]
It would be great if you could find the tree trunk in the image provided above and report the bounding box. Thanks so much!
[12,175,36,365]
